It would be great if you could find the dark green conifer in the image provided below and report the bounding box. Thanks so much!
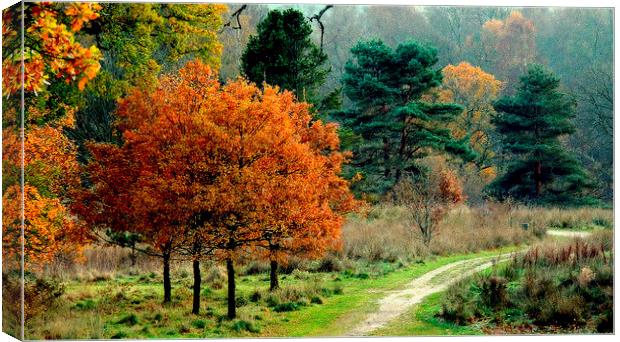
[489,64,594,205]
[338,40,474,196]
[241,8,329,103]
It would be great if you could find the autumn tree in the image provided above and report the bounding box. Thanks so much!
[427,63,503,201]
[480,11,536,93]
[489,65,593,205]
[393,161,465,247]
[74,62,227,305]
[195,73,351,318]
[338,39,475,197]
[2,2,101,268]
[75,60,352,318]
[2,4,101,338]
[241,8,329,103]
[254,121,356,291]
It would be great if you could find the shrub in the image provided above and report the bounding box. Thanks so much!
[235,296,248,308]
[116,313,138,326]
[273,301,305,312]
[231,320,260,333]
[439,235,613,333]
[249,290,262,302]
[316,255,344,272]
[191,319,206,329]
[111,331,129,339]
[205,265,226,284]
[3,273,66,322]
[242,261,270,275]
[74,299,96,310]
[310,296,323,304]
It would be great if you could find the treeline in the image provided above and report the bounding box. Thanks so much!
[220,5,613,202]
[1,2,612,324]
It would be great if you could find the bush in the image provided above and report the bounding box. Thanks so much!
[231,319,260,333]
[3,273,66,321]
[479,276,508,310]
[191,319,206,329]
[310,296,323,304]
[249,290,262,302]
[205,265,226,284]
[273,301,305,312]
[316,255,344,273]
[116,313,138,326]
[242,261,270,275]
[235,296,248,308]
[74,299,96,310]
[111,331,129,339]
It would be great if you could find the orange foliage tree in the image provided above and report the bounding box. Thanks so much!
[439,62,503,179]
[2,2,102,96]
[253,115,356,291]
[2,2,101,269]
[481,11,535,92]
[393,166,464,247]
[75,61,354,317]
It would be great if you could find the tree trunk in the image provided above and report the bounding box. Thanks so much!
[226,258,236,319]
[130,245,137,267]
[535,161,542,197]
[269,259,279,291]
[163,250,172,303]
[192,258,201,314]
[383,137,390,178]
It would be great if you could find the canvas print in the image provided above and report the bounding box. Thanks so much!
[1,1,614,339]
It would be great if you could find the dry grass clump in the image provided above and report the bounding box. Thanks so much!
[342,205,426,262]
[40,245,161,281]
[431,204,535,255]
[343,203,538,261]
[511,206,613,230]
[440,232,613,333]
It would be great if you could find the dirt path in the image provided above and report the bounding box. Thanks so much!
[347,229,593,336]
[546,229,592,238]
[347,252,517,336]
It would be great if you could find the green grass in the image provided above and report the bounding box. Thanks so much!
[25,245,522,339]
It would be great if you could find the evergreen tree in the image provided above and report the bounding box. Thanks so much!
[338,40,474,196]
[489,64,593,205]
[240,8,329,102]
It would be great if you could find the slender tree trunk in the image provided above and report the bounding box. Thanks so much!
[130,245,137,267]
[535,161,542,197]
[192,258,201,314]
[269,259,279,291]
[163,249,172,303]
[383,137,390,178]
[226,257,236,319]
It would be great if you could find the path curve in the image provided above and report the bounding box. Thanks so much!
[347,230,593,336]
[347,252,518,336]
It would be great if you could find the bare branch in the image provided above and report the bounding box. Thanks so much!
[309,5,334,53]
[219,4,248,33]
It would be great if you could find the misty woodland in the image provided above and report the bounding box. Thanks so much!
[1,2,614,339]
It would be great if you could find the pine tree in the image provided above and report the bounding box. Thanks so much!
[240,8,329,102]
[489,64,593,205]
[338,40,474,196]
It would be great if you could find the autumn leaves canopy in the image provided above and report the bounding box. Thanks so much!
[79,60,353,260]
[74,60,355,316]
